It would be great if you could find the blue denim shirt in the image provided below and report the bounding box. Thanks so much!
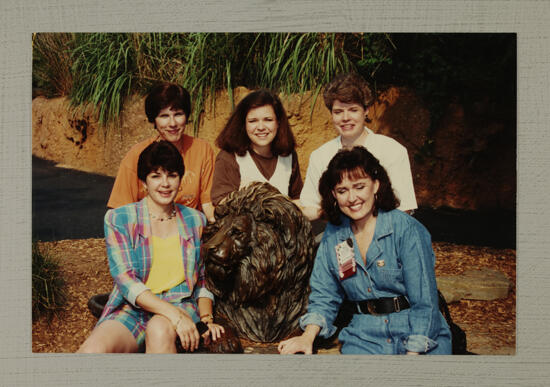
[300,209,451,354]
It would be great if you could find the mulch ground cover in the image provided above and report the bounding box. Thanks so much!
[32,239,515,354]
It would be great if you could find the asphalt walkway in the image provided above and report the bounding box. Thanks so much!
[32,156,515,248]
[32,156,114,241]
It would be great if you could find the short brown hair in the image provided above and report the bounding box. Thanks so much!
[137,140,185,182]
[216,89,296,157]
[144,83,191,123]
[323,73,374,111]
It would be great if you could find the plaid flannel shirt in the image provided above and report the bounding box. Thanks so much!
[99,198,213,319]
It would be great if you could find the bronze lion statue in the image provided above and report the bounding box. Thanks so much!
[202,182,316,343]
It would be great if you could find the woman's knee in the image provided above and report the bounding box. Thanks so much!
[77,336,110,353]
[77,320,138,353]
[145,315,176,344]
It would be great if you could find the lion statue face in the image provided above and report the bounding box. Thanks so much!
[202,182,316,343]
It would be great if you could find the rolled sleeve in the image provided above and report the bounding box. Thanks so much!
[299,312,337,338]
[404,334,439,353]
[194,286,214,301]
[126,283,149,307]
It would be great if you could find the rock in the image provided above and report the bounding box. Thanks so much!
[437,267,511,302]
[437,286,467,303]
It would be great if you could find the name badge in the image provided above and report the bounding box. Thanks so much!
[335,238,356,280]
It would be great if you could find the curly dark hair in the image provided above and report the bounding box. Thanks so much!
[144,82,191,124]
[323,73,374,111]
[319,146,399,225]
[215,89,295,157]
[137,140,185,182]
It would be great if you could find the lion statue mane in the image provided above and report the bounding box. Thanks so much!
[202,182,316,342]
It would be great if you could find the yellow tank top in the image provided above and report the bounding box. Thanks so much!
[145,234,185,294]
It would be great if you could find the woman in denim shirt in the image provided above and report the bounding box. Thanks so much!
[278,146,451,355]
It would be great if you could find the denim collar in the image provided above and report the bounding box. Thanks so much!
[336,210,394,270]
[338,209,394,241]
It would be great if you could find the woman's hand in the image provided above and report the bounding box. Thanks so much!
[278,334,315,355]
[278,325,319,354]
[172,312,200,352]
[202,322,225,345]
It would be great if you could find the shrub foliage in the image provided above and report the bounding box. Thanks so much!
[32,242,67,321]
[31,32,515,140]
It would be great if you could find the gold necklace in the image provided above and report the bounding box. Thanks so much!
[149,206,176,222]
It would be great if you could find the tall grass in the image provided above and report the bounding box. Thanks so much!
[34,33,393,134]
[32,242,67,322]
[32,33,75,98]
[70,33,136,128]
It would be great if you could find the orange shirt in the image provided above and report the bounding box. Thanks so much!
[107,134,214,210]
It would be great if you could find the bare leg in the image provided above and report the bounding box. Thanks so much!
[77,320,138,353]
[145,314,178,353]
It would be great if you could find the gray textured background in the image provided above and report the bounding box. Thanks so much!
[2,0,548,385]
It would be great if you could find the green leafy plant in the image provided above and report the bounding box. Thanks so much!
[32,242,67,322]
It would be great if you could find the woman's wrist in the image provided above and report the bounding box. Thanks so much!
[166,305,189,329]
[200,313,214,324]
[172,315,184,329]
[302,325,320,343]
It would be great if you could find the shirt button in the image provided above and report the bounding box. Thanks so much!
[367,288,372,293]
[387,338,392,343]
[384,319,388,324]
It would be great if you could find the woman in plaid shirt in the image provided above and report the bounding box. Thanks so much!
[78,141,224,353]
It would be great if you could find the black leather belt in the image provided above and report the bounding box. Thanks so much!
[355,296,410,315]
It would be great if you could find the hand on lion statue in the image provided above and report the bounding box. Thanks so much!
[202,182,316,343]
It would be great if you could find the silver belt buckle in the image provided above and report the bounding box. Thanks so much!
[393,297,401,313]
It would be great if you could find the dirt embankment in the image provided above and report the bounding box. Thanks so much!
[32,86,516,211]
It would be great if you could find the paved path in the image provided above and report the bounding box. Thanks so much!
[32,156,515,248]
[32,156,114,241]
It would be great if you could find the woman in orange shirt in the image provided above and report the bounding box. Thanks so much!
[107,83,216,222]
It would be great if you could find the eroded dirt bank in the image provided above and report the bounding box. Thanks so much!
[32,86,515,211]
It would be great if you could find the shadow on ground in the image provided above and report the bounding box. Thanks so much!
[32,156,114,241]
[32,155,515,249]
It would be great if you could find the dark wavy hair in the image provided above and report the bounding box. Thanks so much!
[137,140,185,182]
[323,73,374,111]
[215,89,295,157]
[144,83,191,124]
[319,146,399,225]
